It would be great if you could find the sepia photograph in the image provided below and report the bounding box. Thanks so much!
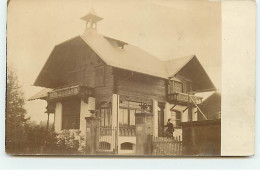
[6,0,223,156]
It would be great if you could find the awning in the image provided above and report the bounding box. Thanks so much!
[28,88,53,101]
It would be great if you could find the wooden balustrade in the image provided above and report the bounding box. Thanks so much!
[168,92,202,105]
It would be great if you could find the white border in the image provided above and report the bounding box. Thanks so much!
[0,0,259,169]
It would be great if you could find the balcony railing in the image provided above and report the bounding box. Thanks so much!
[47,85,93,100]
[168,92,202,105]
[99,127,114,136]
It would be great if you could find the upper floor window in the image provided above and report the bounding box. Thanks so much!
[183,81,193,93]
[95,66,105,87]
[169,80,183,94]
[168,79,193,94]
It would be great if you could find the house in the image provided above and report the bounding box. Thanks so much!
[197,91,221,121]
[179,92,221,156]
[30,10,216,154]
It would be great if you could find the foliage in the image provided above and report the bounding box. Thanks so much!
[56,130,85,155]
[6,66,29,154]
[6,66,86,155]
[22,124,58,154]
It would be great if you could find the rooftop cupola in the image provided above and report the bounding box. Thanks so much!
[81,8,103,32]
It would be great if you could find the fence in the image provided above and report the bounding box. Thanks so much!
[96,126,117,153]
[96,126,137,154]
[152,136,182,156]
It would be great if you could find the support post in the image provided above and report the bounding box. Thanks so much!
[135,111,153,155]
[85,113,100,155]
[46,113,50,130]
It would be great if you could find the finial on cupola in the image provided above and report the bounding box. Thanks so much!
[81,8,103,32]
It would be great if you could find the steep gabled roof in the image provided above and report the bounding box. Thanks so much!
[80,29,168,79]
[34,29,215,91]
[200,91,221,105]
[165,55,195,78]
[166,55,216,91]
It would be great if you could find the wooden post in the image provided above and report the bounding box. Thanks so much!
[135,112,153,155]
[46,113,50,130]
[85,115,100,155]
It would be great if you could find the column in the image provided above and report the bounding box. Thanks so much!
[152,100,158,137]
[112,94,119,128]
[54,102,62,133]
[164,102,171,125]
[80,97,96,135]
[112,94,119,151]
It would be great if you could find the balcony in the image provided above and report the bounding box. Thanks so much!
[167,92,202,105]
[47,85,93,101]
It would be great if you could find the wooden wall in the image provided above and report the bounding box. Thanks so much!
[114,68,167,103]
[59,40,114,105]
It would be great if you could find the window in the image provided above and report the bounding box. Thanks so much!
[173,81,183,93]
[99,108,112,127]
[129,110,136,126]
[121,142,134,150]
[171,110,181,128]
[119,108,128,126]
[119,101,144,126]
[95,66,105,87]
[62,99,81,129]
[169,80,183,94]
[183,81,192,93]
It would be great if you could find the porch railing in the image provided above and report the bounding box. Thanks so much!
[96,126,136,153]
[152,136,182,156]
[119,126,136,136]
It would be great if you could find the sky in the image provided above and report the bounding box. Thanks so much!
[7,0,221,124]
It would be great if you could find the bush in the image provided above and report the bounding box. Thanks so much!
[23,125,85,155]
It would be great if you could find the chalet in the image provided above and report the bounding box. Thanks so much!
[30,10,216,154]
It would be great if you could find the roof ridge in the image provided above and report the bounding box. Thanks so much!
[164,54,195,62]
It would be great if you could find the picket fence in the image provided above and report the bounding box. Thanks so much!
[152,136,182,156]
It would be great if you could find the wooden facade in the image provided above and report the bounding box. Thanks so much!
[31,11,217,155]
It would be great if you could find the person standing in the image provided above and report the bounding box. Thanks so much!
[164,119,174,138]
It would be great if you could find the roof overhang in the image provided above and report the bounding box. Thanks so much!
[28,88,53,101]
[172,56,216,92]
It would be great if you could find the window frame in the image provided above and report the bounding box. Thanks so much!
[173,81,183,93]
[98,107,112,127]
[119,101,143,127]
[170,109,182,128]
